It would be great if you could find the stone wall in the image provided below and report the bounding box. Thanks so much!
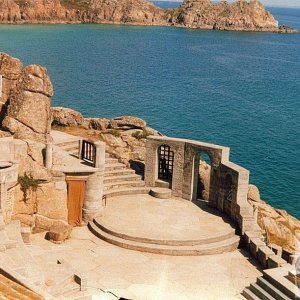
[145,135,256,233]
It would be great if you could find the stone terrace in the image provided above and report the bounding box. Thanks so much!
[29,219,262,300]
[89,195,240,256]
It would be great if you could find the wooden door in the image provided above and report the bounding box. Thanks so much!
[66,176,87,226]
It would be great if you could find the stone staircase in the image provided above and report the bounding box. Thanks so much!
[54,139,80,156]
[243,265,300,300]
[103,157,150,198]
[53,132,150,198]
[88,218,240,256]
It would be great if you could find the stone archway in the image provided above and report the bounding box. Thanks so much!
[192,151,212,201]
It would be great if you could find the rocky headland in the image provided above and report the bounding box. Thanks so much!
[0,0,297,33]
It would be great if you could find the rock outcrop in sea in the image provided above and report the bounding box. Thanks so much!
[0,0,297,33]
[174,0,279,31]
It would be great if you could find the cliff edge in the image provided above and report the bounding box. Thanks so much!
[0,0,297,33]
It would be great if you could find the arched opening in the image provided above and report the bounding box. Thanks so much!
[195,152,211,201]
[223,174,233,216]
[158,145,174,185]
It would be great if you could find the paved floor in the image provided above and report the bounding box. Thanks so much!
[98,196,236,242]
[28,195,263,300]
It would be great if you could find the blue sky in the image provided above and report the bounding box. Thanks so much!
[157,0,300,8]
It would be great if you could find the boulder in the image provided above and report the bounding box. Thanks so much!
[46,223,72,244]
[100,133,127,148]
[3,64,53,142]
[248,184,261,203]
[110,116,147,130]
[89,118,110,131]
[248,184,300,253]
[52,106,84,127]
[0,52,23,123]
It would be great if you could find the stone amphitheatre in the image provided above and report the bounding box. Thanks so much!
[0,52,300,299]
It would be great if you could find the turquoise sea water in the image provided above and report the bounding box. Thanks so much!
[0,7,299,217]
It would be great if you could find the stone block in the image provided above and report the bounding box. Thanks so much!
[244,231,261,249]
[249,237,265,259]
[267,254,288,269]
[269,243,283,257]
[36,182,68,221]
[21,226,31,244]
[35,214,69,232]
[46,223,72,244]
[257,245,274,269]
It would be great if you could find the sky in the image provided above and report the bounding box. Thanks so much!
[157,0,300,8]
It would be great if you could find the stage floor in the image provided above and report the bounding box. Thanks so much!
[92,194,238,252]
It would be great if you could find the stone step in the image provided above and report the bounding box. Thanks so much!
[150,187,172,199]
[104,169,136,177]
[257,277,291,300]
[104,173,142,184]
[103,187,150,198]
[250,283,276,300]
[93,217,236,247]
[243,288,261,300]
[0,274,43,300]
[61,144,79,151]
[52,282,80,298]
[88,221,240,256]
[105,157,119,163]
[155,179,171,189]
[55,140,80,148]
[105,162,127,171]
[262,267,300,299]
[43,264,74,295]
[104,180,145,191]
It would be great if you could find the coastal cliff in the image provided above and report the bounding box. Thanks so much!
[174,0,279,31]
[0,0,296,33]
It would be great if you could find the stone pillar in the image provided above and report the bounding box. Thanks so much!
[144,140,158,187]
[83,141,105,222]
[182,145,196,201]
[45,142,53,169]
[171,145,185,198]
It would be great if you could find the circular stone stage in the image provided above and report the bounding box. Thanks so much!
[88,195,240,256]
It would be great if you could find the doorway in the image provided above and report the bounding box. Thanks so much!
[158,145,174,184]
[66,176,87,226]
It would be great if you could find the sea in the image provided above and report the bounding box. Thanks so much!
[0,3,299,218]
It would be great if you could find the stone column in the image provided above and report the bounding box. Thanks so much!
[144,140,158,187]
[83,141,106,222]
[45,142,53,169]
